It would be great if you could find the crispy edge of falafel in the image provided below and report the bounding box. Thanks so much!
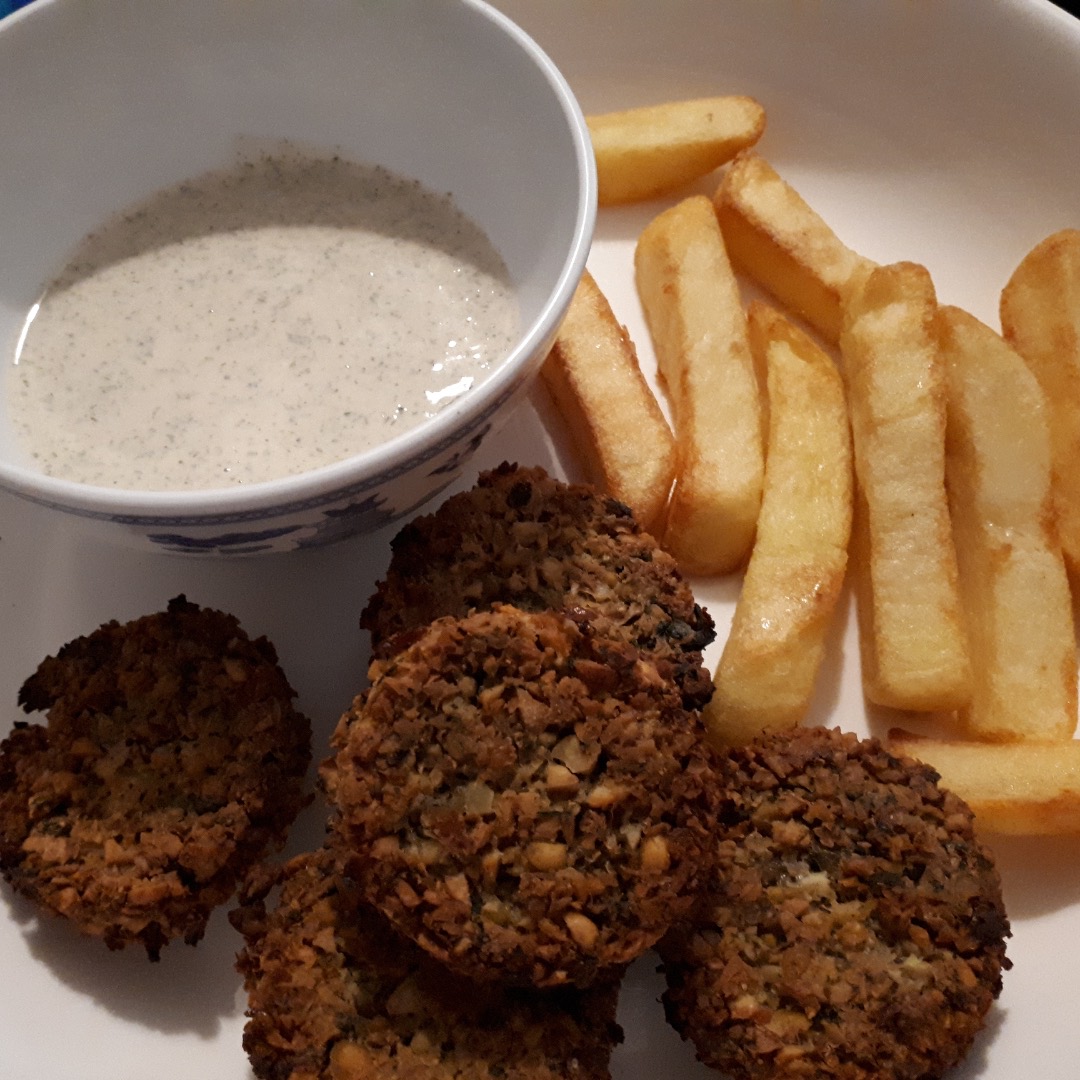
[0,595,312,959]
[230,847,624,1080]
[658,725,1011,1080]
[324,603,717,989]
[359,463,714,709]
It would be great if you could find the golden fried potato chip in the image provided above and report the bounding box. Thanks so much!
[939,304,1077,741]
[635,195,764,575]
[1000,228,1080,580]
[541,270,676,533]
[889,730,1080,835]
[714,152,875,345]
[704,303,852,747]
[588,96,765,206]
[840,262,971,711]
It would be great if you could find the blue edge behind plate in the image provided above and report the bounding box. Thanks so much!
[0,0,30,14]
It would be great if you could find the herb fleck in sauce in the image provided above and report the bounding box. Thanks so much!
[9,150,519,489]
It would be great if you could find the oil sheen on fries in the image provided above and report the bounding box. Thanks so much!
[939,305,1077,741]
[1000,228,1080,580]
[889,730,1080,836]
[840,262,972,712]
[635,195,763,575]
[704,303,852,747]
[541,270,676,533]
[714,152,875,345]
[587,96,766,207]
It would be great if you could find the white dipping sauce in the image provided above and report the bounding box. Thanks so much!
[8,149,519,489]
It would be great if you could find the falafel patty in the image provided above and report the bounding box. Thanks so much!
[231,849,623,1080]
[0,595,311,959]
[323,604,717,988]
[658,725,1010,1080]
[359,463,715,709]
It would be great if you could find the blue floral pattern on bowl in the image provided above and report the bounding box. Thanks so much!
[10,403,501,554]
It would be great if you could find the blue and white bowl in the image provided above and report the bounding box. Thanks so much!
[0,0,595,554]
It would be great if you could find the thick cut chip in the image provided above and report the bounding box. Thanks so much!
[635,195,764,575]
[714,152,875,345]
[939,304,1077,741]
[1000,228,1080,579]
[704,303,853,747]
[888,731,1080,835]
[588,96,765,207]
[840,262,972,711]
[541,269,675,533]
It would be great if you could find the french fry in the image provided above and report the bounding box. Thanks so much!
[541,270,676,533]
[888,730,1080,835]
[938,305,1077,741]
[714,152,875,345]
[704,303,852,747]
[635,195,764,575]
[999,228,1080,580]
[587,96,766,207]
[840,262,972,711]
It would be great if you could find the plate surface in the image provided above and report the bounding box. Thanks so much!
[3,1,1080,1077]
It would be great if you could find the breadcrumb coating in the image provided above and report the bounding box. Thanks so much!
[360,463,715,709]
[658,725,1010,1080]
[0,596,311,958]
[324,604,717,988]
[231,849,623,1080]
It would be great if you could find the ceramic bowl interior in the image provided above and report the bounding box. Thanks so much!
[0,0,595,552]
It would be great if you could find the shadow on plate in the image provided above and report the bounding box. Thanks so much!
[981,833,1080,921]
[1,884,243,1036]
[611,952,715,1080]
[949,1003,1006,1080]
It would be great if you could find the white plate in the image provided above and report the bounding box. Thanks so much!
[3,1,1080,1077]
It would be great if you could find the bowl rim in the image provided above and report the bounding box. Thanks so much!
[0,0,598,519]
